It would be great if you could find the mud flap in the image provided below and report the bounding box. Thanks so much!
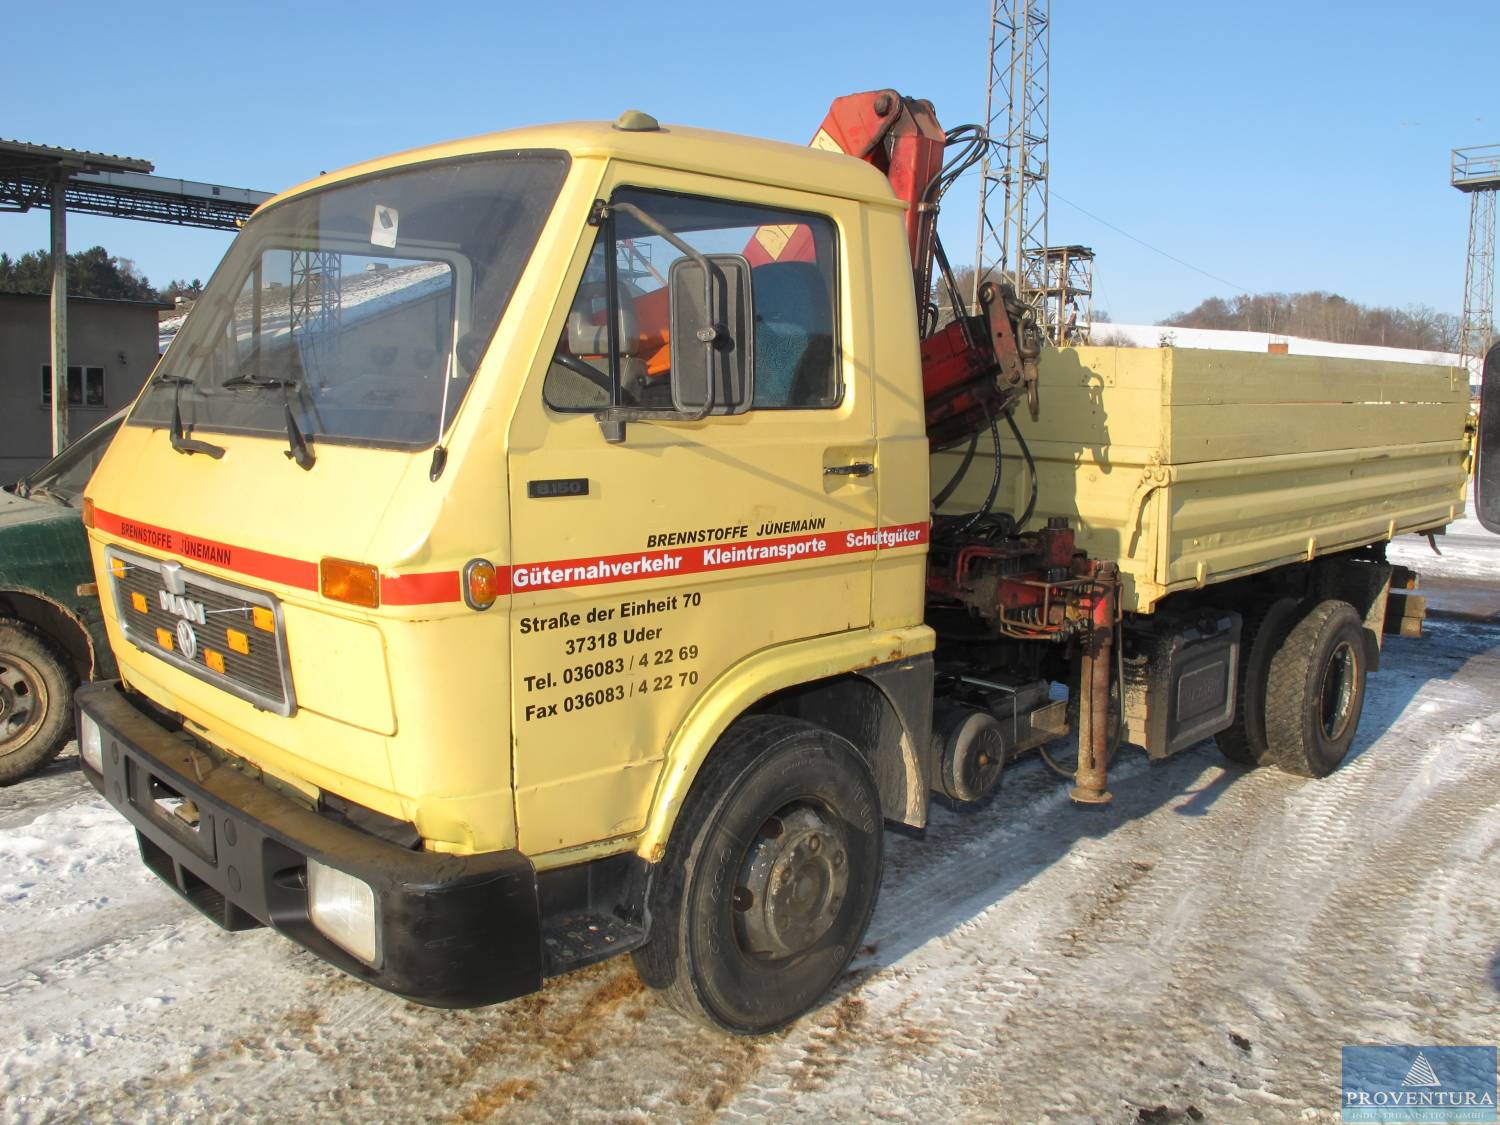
[1123,610,1242,759]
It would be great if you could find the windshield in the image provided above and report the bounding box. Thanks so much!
[130,152,567,449]
[19,412,126,504]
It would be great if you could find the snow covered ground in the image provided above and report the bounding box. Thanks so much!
[1094,324,1466,377]
[4,537,1498,1123]
[1388,499,1495,586]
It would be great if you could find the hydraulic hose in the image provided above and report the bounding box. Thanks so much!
[932,432,978,511]
[1003,409,1038,532]
[936,410,1002,542]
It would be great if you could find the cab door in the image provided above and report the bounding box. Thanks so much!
[506,174,878,856]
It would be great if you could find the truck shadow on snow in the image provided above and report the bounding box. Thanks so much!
[851,741,1240,982]
[842,616,1500,998]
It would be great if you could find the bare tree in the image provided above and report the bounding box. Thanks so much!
[1161,291,1462,352]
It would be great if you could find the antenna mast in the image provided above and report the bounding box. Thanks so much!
[973,1,1050,324]
[1454,145,1500,373]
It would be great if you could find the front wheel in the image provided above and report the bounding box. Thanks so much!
[0,619,76,785]
[633,716,883,1034]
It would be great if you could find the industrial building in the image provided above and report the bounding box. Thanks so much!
[0,290,164,480]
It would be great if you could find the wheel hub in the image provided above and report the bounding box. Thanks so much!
[0,653,46,755]
[734,805,850,959]
[1319,640,1357,741]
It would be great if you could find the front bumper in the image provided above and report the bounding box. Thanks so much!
[77,681,542,1008]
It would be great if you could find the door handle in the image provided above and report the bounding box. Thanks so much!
[824,462,875,478]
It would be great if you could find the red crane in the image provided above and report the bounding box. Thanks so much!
[815,89,1118,803]
[812,89,1043,446]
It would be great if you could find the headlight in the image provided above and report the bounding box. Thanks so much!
[307,859,378,964]
[79,712,104,773]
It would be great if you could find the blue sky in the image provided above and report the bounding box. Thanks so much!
[6,0,1497,324]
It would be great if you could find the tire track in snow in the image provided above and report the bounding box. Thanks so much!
[4,625,1497,1124]
[718,629,1500,1122]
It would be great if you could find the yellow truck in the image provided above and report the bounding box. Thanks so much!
[74,92,1487,1033]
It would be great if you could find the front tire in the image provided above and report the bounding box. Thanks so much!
[633,716,883,1034]
[1264,599,1368,778]
[0,619,76,785]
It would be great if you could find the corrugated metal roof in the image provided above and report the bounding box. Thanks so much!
[0,139,152,174]
[0,142,266,230]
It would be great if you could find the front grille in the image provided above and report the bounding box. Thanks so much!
[107,546,296,716]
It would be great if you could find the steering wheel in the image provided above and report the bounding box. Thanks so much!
[552,350,612,393]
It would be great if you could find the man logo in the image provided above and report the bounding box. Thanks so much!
[176,619,198,661]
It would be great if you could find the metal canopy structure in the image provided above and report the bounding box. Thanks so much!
[0,138,270,453]
[1453,144,1500,370]
[1,140,268,231]
[0,138,153,187]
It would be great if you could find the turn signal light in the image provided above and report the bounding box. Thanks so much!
[321,558,380,608]
[463,559,500,610]
[82,497,95,529]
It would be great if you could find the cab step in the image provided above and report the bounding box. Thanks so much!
[541,912,647,975]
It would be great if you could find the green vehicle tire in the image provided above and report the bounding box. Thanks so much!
[0,618,76,785]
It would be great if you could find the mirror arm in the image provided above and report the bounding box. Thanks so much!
[592,201,722,442]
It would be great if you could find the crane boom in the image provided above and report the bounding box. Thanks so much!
[814,89,1043,445]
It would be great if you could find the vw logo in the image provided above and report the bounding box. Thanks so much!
[175,619,198,661]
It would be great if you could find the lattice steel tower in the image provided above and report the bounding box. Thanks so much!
[973,0,1053,332]
[1454,146,1500,370]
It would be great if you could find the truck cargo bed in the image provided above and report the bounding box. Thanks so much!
[932,347,1472,613]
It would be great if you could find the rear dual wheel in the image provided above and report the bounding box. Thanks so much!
[633,716,883,1034]
[1264,600,1368,778]
[1216,597,1302,766]
[1216,597,1367,778]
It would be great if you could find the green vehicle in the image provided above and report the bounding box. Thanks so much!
[1,413,123,783]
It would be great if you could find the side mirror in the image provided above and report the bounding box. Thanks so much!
[668,253,754,415]
[1478,342,1500,534]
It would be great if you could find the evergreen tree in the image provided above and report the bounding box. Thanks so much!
[0,246,160,301]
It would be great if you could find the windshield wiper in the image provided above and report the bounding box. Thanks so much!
[281,402,314,471]
[222,374,315,471]
[157,373,226,459]
[25,484,72,508]
[221,374,288,390]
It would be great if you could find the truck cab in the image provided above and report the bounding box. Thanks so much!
[77,115,935,1027]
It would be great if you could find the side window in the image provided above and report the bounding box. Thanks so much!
[544,189,840,413]
[41,365,107,407]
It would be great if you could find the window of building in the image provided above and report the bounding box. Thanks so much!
[544,188,840,413]
[40,365,106,407]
